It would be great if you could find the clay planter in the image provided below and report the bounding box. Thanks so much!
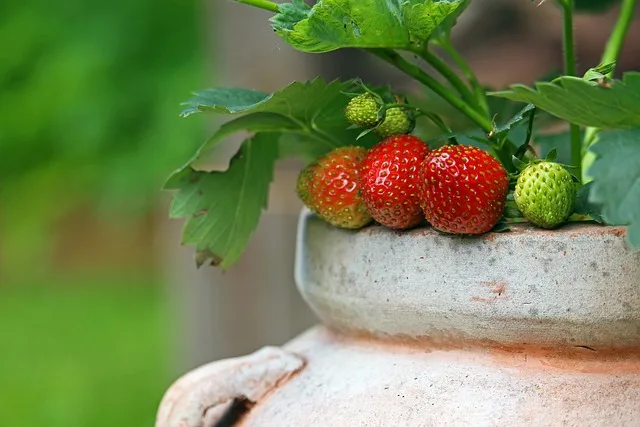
[156,209,640,427]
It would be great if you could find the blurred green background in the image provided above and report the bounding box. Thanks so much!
[2,1,638,426]
[0,0,207,425]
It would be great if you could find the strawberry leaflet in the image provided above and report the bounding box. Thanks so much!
[167,134,279,270]
[167,78,380,269]
[271,0,465,53]
[587,127,640,249]
[489,72,640,129]
[178,78,378,168]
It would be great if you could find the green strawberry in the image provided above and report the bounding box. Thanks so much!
[296,146,373,229]
[514,161,576,229]
[345,93,380,128]
[374,107,414,139]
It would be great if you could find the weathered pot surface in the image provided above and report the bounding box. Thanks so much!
[156,209,640,427]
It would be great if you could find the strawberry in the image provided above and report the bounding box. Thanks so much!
[296,146,373,229]
[360,135,430,229]
[418,145,509,235]
[345,93,380,128]
[374,107,414,139]
[514,161,576,229]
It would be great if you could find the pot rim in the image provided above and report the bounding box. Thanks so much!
[294,208,640,350]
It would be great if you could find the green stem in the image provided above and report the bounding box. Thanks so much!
[569,124,582,171]
[368,49,493,133]
[581,0,637,182]
[600,0,637,77]
[439,39,490,115]
[491,141,517,173]
[561,0,581,177]
[233,0,279,13]
[561,1,577,77]
[414,48,484,114]
[513,107,537,160]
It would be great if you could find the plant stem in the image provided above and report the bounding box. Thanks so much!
[569,123,581,171]
[600,0,637,77]
[368,49,494,133]
[561,1,577,77]
[561,0,581,177]
[439,39,490,115]
[582,0,637,181]
[233,0,279,13]
[414,48,484,114]
[525,109,535,148]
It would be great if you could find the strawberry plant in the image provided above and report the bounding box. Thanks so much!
[168,0,639,269]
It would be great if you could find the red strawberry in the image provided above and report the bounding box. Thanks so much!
[296,146,372,229]
[418,145,508,235]
[360,135,430,229]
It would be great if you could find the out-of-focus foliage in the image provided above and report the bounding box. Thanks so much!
[0,274,170,427]
[575,0,621,13]
[0,0,206,273]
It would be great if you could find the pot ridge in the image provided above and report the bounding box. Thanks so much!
[295,209,640,350]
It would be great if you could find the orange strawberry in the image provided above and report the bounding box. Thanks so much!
[296,146,372,229]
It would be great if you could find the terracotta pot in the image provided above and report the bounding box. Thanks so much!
[156,209,640,427]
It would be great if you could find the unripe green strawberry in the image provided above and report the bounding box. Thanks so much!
[296,146,373,229]
[514,161,576,229]
[374,107,414,139]
[345,93,380,128]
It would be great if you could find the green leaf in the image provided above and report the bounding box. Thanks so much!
[491,219,512,233]
[180,113,298,170]
[492,103,535,139]
[166,133,280,270]
[430,0,470,42]
[180,88,270,117]
[271,0,465,53]
[169,78,383,269]
[503,198,525,220]
[488,72,640,129]
[270,0,312,32]
[545,148,558,162]
[588,127,640,247]
[534,132,574,165]
[574,181,604,224]
[179,78,379,170]
[511,155,528,171]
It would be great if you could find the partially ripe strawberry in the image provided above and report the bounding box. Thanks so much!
[345,93,380,128]
[296,146,372,229]
[514,161,576,229]
[418,145,509,235]
[374,107,414,139]
[361,135,430,229]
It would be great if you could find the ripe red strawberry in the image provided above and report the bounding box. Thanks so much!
[418,145,508,235]
[296,146,373,229]
[360,135,430,229]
